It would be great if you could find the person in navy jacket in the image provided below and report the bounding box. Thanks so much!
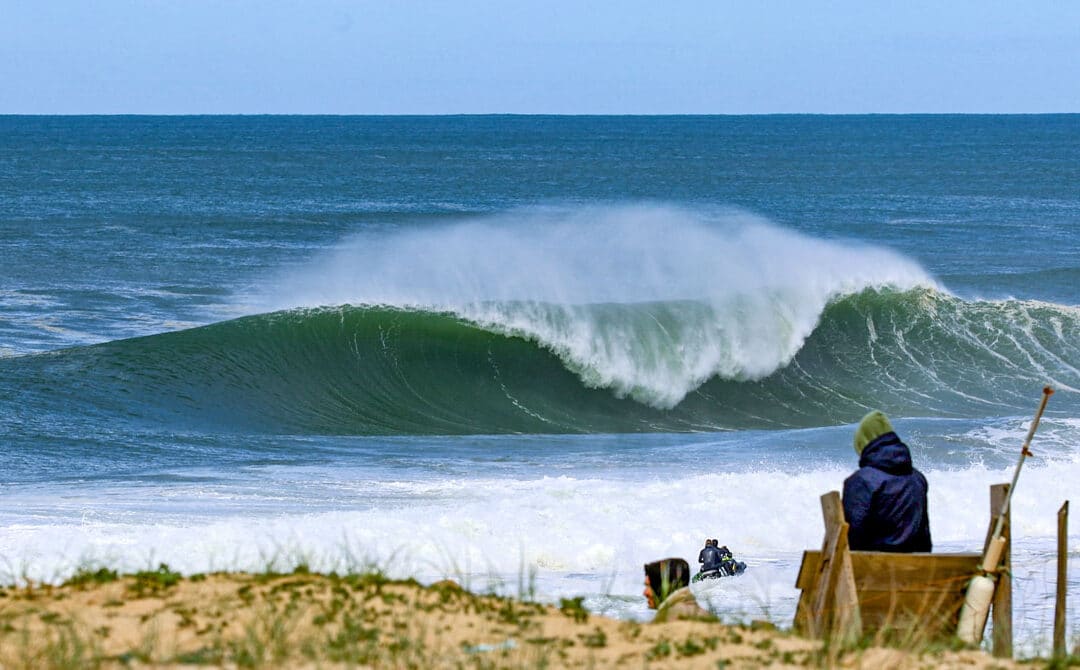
[842,410,932,552]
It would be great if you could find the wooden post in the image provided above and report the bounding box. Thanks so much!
[807,492,861,644]
[981,483,1012,659]
[1055,501,1069,660]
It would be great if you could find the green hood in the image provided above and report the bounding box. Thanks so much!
[854,410,894,455]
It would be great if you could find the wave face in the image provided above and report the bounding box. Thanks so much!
[253,205,941,406]
[5,289,1078,435]
[5,206,1077,435]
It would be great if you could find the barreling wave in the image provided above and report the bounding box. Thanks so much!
[4,288,1077,435]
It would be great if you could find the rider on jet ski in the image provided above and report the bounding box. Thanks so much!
[697,539,747,579]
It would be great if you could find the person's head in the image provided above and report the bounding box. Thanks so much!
[643,558,690,609]
[709,539,717,546]
[854,410,895,455]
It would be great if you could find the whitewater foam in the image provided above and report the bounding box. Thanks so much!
[2,420,1077,653]
[257,205,939,406]
[2,459,1077,656]
[5,455,1076,582]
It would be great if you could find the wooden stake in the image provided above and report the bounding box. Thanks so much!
[807,492,862,644]
[1055,501,1069,660]
[982,483,1012,658]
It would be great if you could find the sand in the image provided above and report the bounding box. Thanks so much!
[0,569,1028,669]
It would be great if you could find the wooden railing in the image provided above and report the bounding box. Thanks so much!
[793,484,1013,658]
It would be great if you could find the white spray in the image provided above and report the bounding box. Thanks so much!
[258,205,939,407]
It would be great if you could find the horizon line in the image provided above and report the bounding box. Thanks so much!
[3,112,1079,118]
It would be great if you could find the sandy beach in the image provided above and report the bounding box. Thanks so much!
[0,567,1042,669]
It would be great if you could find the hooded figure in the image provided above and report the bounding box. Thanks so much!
[843,411,932,552]
[643,557,690,609]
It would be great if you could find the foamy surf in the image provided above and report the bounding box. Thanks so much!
[254,205,940,407]
[1,444,1076,654]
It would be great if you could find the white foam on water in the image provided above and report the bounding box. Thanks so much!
[3,463,1076,576]
[2,456,1076,653]
[254,205,938,407]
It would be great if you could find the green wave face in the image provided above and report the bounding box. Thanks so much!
[5,290,1078,435]
[750,289,1080,425]
[7,306,690,435]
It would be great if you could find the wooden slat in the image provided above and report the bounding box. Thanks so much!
[793,550,815,633]
[857,598,961,640]
[989,483,1012,658]
[797,551,980,590]
[796,550,819,590]
[834,525,862,645]
[796,552,820,590]
[806,493,844,638]
[843,553,979,593]
[1054,500,1068,660]
[804,492,861,643]
[794,550,980,641]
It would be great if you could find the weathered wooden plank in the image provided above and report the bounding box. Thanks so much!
[851,583,967,639]
[793,550,815,633]
[807,492,845,639]
[989,483,1012,658]
[841,555,979,592]
[796,551,981,591]
[857,605,961,640]
[1055,500,1069,660]
[805,492,862,643]
[795,552,820,590]
[795,550,819,590]
[820,492,861,644]
[833,526,862,645]
[855,590,965,613]
[842,587,963,639]
[794,549,980,641]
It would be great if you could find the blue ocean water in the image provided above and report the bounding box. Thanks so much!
[1,115,1078,652]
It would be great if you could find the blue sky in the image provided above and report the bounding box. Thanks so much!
[2,1,1078,114]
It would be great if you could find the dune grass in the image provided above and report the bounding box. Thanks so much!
[0,560,1060,669]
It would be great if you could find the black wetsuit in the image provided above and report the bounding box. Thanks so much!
[699,544,722,572]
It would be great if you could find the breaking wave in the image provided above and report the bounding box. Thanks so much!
[3,289,1077,435]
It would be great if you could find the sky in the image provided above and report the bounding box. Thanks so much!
[2,1,1079,114]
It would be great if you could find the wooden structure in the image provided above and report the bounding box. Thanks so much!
[795,484,1013,657]
[1055,500,1069,660]
[983,483,1012,657]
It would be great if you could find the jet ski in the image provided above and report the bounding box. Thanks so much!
[692,543,747,582]
[692,559,747,582]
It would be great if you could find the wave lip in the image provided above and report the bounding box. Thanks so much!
[463,297,829,409]
[255,204,940,407]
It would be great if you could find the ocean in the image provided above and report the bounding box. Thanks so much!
[1,115,1077,653]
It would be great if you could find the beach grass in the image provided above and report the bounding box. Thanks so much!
[0,564,1056,669]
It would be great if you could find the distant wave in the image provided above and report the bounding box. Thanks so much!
[4,205,1075,435]
[3,289,1077,435]
[247,204,942,407]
